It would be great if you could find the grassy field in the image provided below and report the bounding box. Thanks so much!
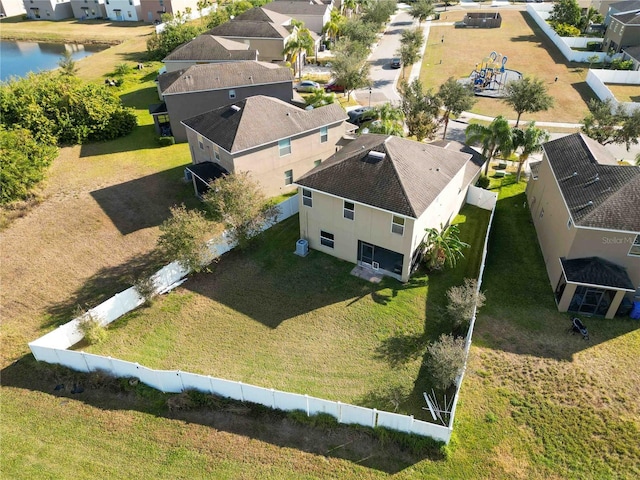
[81,206,490,417]
[424,10,596,123]
[605,83,640,103]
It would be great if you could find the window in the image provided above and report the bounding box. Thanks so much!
[629,235,640,256]
[157,114,169,124]
[567,217,573,229]
[214,150,220,162]
[128,11,132,17]
[229,89,236,99]
[391,215,405,235]
[284,169,293,185]
[279,138,291,156]
[320,231,334,248]
[198,135,204,150]
[320,126,328,143]
[314,159,322,167]
[343,201,354,220]
[128,0,132,4]
[302,188,312,207]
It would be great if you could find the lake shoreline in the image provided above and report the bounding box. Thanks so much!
[1,33,119,46]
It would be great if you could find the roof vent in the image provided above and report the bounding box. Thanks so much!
[576,200,594,210]
[584,173,600,187]
[230,105,241,112]
[560,171,578,182]
[365,151,386,163]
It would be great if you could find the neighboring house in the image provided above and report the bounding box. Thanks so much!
[205,7,295,63]
[181,95,352,197]
[263,1,332,34]
[153,61,294,142]
[104,0,141,21]
[139,0,199,23]
[1,0,26,17]
[621,44,640,68]
[526,133,640,319]
[295,135,486,282]
[602,8,640,53]
[23,0,73,19]
[162,35,258,72]
[70,0,106,19]
[599,0,640,24]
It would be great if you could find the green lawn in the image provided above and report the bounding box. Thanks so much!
[83,205,491,418]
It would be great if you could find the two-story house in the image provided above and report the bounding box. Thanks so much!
[70,0,106,19]
[162,35,258,73]
[181,95,352,197]
[153,61,294,142]
[205,7,295,63]
[139,0,199,23]
[603,7,640,53]
[263,1,332,34]
[23,0,73,19]
[295,135,486,282]
[526,133,639,318]
[104,0,141,21]
[1,0,26,17]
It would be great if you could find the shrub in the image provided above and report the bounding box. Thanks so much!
[476,175,490,189]
[426,334,467,390]
[157,136,175,146]
[114,63,134,76]
[446,278,486,330]
[586,41,602,52]
[552,22,580,37]
[76,311,108,345]
[134,275,158,306]
[610,59,634,71]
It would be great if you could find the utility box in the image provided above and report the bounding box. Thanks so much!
[295,239,309,257]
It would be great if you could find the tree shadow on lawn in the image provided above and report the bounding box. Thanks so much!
[1,357,446,474]
[79,125,158,157]
[89,163,196,235]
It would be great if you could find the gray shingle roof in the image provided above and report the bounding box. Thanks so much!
[264,1,329,16]
[234,6,292,24]
[542,133,640,231]
[207,20,292,39]
[296,134,473,218]
[610,1,640,13]
[622,45,640,61]
[560,256,635,290]
[181,95,347,154]
[158,62,293,95]
[612,9,640,24]
[431,139,485,187]
[163,35,257,62]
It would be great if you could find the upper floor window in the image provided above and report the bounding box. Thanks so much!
[343,201,354,220]
[197,134,204,150]
[284,169,293,185]
[128,0,132,5]
[279,138,291,156]
[391,215,404,235]
[302,188,312,207]
[629,235,640,257]
[314,159,321,168]
[214,150,220,162]
[567,217,573,229]
[320,126,328,143]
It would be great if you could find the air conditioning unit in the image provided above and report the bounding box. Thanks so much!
[372,262,379,270]
[295,239,309,257]
[184,168,193,183]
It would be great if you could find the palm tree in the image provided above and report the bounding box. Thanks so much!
[342,0,357,17]
[635,152,640,166]
[368,103,404,136]
[511,122,550,182]
[305,88,335,108]
[422,224,469,270]
[283,23,315,81]
[323,9,344,45]
[465,116,514,176]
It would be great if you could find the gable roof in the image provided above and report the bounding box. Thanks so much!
[430,139,485,187]
[181,95,347,154]
[610,1,640,13]
[206,20,292,39]
[623,45,640,61]
[163,35,257,63]
[611,9,640,24]
[296,134,472,218]
[542,133,640,231]
[158,62,293,95]
[234,6,292,24]
[264,1,329,16]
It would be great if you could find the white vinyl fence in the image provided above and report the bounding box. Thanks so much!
[526,4,614,63]
[29,191,497,444]
[586,69,640,114]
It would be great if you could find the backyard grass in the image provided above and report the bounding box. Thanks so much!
[604,83,640,103]
[422,10,596,123]
[82,205,491,418]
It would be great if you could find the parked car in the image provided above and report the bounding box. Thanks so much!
[347,107,378,126]
[324,79,345,93]
[390,58,401,69]
[294,80,321,93]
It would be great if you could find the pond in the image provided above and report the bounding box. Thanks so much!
[0,39,106,81]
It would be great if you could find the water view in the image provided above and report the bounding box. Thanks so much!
[0,40,106,81]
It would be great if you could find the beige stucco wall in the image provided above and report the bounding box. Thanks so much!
[185,120,346,197]
[26,0,73,19]
[527,154,640,297]
[298,190,416,281]
[219,36,288,63]
[167,81,293,142]
[70,0,106,19]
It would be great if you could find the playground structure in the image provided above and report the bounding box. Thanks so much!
[460,51,523,98]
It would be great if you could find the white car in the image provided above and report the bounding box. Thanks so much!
[294,80,321,93]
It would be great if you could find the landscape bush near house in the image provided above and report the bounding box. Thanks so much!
[0,126,58,204]
[0,72,137,146]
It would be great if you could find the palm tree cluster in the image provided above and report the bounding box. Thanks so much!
[283,20,315,81]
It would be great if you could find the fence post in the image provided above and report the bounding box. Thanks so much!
[373,408,378,428]
[80,352,91,372]
[271,388,275,409]
[177,370,185,392]
[305,394,309,417]
[337,401,342,423]
[239,381,244,402]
